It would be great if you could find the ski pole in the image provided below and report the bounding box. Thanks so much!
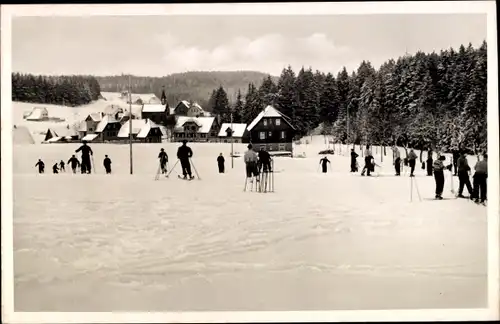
[154,162,161,181]
[91,155,96,174]
[166,160,179,178]
[413,175,422,201]
[410,176,413,202]
[450,170,455,194]
[190,158,201,180]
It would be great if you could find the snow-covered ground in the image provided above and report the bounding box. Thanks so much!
[12,135,487,312]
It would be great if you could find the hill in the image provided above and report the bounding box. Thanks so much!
[95,71,278,110]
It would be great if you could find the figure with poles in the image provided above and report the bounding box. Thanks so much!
[75,140,94,174]
[319,156,331,173]
[243,144,260,191]
[158,148,169,174]
[177,140,194,180]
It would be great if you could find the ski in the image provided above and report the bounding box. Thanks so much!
[178,175,195,181]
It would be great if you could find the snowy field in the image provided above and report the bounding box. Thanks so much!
[12,135,488,312]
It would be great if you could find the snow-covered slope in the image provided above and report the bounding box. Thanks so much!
[12,138,487,312]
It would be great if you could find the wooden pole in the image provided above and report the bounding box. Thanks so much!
[231,111,234,169]
[129,75,133,175]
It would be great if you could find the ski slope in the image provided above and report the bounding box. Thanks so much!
[12,137,487,311]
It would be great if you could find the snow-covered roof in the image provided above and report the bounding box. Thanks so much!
[247,105,295,131]
[46,136,63,143]
[218,123,248,137]
[118,119,147,137]
[181,100,190,107]
[95,115,119,133]
[49,125,79,138]
[86,112,104,122]
[136,119,165,138]
[174,116,215,134]
[169,107,176,115]
[104,104,124,116]
[148,97,161,104]
[81,133,99,142]
[142,104,168,113]
[76,120,87,132]
[26,107,49,120]
[13,126,35,144]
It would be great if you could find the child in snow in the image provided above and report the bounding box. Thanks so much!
[67,155,80,174]
[103,155,112,174]
[319,156,331,173]
[52,163,59,174]
[158,148,168,174]
[432,155,446,199]
[350,149,359,172]
[217,153,225,173]
[59,160,66,172]
[35,159,45,174]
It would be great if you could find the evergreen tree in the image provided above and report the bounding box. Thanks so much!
[232,89,244,123]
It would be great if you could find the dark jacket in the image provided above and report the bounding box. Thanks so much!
[103,158,112,167]
[76,144,93,157]
[217,156,225,164]
[158,151,168,163]
[177,145,193,160]
[68,157,80,168]
[258,150,271,162]
[457,156,470,172]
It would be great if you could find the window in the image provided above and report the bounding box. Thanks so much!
[281,131,285,139]
[259,132,265,140]
[268,131,272,137]
[263,119,267,126]
[276,119,281,126]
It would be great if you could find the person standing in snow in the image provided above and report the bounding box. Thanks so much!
[392,145,401,176]
[158,148,168,174]
[433,155,446,199]
[471,153,488,204]
[361,145,373,176]
[319,156,331,173]
[103,155,112,174]
[456,151,473,198]
[452,147,461,176]
[258,147,272,173]
[177,140,194,179]
[52,162,59,174]
[408,148,418,177]
[35,159,45,174]
[59,160,66,172]
[244,144,259,182]
[350,149,359,172]
[75,140,93,174]
[217,153,225,173]
[425,148,433,176]
[67,155,80,174]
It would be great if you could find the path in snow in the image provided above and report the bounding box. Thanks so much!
[12,142,487,311]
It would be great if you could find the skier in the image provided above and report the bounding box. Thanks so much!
[319,156,331,173]
[103,155,112,174]
[244,144,259,183]
[217,153,225,173]
[258,147,272,173]
[75,140,93,174]
[456,151,473,198]
[392,145,401,176]
[471,153,488,204]
[350,149,359,172]
[408,148,418,177]
[426,148,433,176]
[361,145,373,176]
[67,155,80,174]
[59,160,66,172]
[158,148,168,174]
[452,147,460,176]
[52,162,59,174]
[35,159,45,174]
[433,155,446,200]
[177,140,194,179]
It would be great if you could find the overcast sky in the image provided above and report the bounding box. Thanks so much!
[12,14,486,77]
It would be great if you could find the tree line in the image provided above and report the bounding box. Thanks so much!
[12,73,102,107]
[209,41,487,153]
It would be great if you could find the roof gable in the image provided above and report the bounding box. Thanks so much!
[217,123,248,137]
[174,116,215,134]
[247,105,296,131]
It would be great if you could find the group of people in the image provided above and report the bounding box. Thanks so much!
[157,140,195,179]
[34,141,113,175]
[243,144,273,182]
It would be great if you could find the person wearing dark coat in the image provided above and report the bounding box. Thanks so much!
[75,140,93,174]
[407,149,418,177]
[361,145,373,176]
[52,163,59,174]
[158,148,168,174]
[59,160,66,172]
[392,146,401,176]
[350,149,359,172]
[319,156,331,173]
[103,155,112,174]
[35,159,45,174]
[433,155,446,199]
[426,149,433,176]
[67,155,80,174]
[217,153,225,173]
[258,147,272,173]
[456,152,473,198]
[471,153,488,204]
[177,140,194,179]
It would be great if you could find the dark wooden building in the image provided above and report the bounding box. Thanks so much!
[141,103,170,126]
[246,105,296,154]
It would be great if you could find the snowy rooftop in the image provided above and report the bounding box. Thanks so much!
[247,105,295,131]
[136,119,165,138]
[218,123,248,137]
[142,104,168,113]
[174,116,215,134]
[118,119,148,137]
[95,115,120,133]
[81,133,99,142]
